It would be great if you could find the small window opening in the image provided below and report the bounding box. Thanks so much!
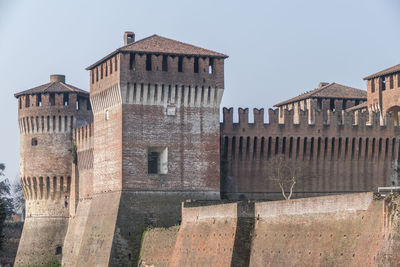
[382,78,386,91]
[76,99,79,110]
[31,138,38,146]
[390,75,394,89]
[194,57,199,73]
[19,98,22,109]
[63,93,69,106]
[110,60,113,74]
[398,74,400,87]
[37,94,42,107]
[178,56,183,72]
[25,95,30,107]
[147,147,168,174]
[330,99,335,111]
[129,53,135,70]
[146,54,152,71]
[55,246,62,255]
[105,110,109,121]
[115,56,118,71]
[96,68,99,82]
[105,62,108,77]
[101,65,103,79]
[91,71,94,84]
[162,55,168,71]
[87,99,92,110]
[128,253,131,260]
[208,58,214,74]
[50,93,55,106]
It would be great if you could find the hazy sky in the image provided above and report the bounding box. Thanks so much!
[1,0,399,181]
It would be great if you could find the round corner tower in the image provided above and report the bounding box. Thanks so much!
[14,74,92,266]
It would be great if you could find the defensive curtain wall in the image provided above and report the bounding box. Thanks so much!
[220,107,400,200]
[139,192,400,267]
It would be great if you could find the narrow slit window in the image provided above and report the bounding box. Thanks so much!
[50,93,55,106]
[37,94,42,107]
[178,56,183,72]
[129,53,135,70]
[25,95,30,107]
[382,78,386,91]
[194,57,199,73]
[208,58,214,74]
[146,54,152,71]
[162,55,168,71]
[63,93,69,106]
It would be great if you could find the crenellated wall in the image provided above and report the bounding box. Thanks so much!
[221,107,400,200]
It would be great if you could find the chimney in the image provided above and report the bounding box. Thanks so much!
[318,82,329,88]
[124,32,135,45]
[50,74,65,83]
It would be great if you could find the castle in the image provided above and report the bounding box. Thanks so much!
[13,32,400,266]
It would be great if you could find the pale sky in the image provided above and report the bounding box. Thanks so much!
[1,0,399,181]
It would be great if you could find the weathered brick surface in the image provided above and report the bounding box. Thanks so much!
[221,108,400,199]
[139,226,179,267]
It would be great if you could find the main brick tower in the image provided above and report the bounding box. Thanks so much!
[71,32,228,266]
[14,75,92,266]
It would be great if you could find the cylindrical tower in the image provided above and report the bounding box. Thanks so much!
[14,75,92,266]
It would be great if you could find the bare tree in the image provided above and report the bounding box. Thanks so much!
[264,154,309,200]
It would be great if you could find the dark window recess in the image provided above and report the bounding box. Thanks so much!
[148,152,159,174]
[101,65,103,79]
[129,53,135,70]
[390,75,394,89]
[382,78,386,91]
[31,138,38,146]
[178,56,183,72]
[50,93,55,106]
[162,55,168,71]
[63,93,69,106]
[56,246,62,255]
[96,68,99,81]
[19,98,22,109]
[36,94,42,107]
[87,99,92,110]
[146,54,152,71]
[91,71,94,84]
[208,58,214,74]
[194,57,199,73]
[25,95,30,107]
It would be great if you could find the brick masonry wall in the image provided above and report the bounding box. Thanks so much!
[221,108,400,199]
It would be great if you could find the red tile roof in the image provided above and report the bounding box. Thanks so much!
[14,81,89,98]
[274,83,367,107]
[363,64,400,80]
[86,34,228,70]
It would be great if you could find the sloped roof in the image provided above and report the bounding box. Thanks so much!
[274,83,367,107]
[14,81,89,98]
[345,101,367,112]
[363,64,400,80]
[86,34,228,70]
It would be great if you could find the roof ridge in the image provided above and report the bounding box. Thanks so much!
[41,82,54,93]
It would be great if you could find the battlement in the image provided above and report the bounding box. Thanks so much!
[73,123,94,152]
[221,107,398,134]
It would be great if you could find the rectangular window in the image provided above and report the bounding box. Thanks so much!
[129,53,135,70]
[147,147,168,174]
[162,55,168,71]
[194,57,199,73]
[178,56,183,72]
[398,73,400,87]
[49,93,55,106]
[382,78,386,91]
[146,54,152,71]
[25,95,30,107]
[36,94,42,107]
[390,75,394,89]
[208,58,214,74]
[63,93,69,106]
